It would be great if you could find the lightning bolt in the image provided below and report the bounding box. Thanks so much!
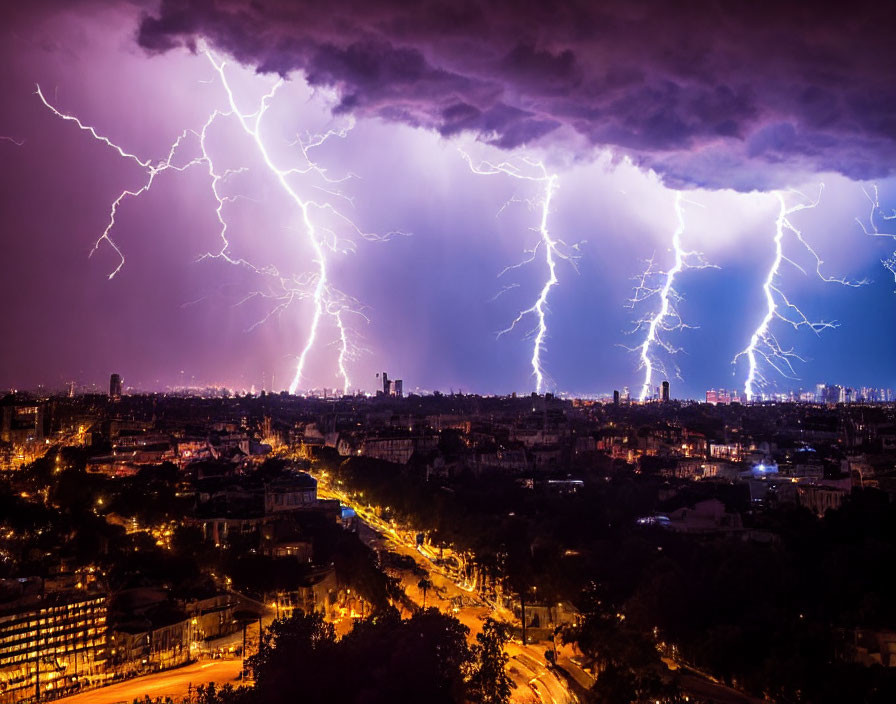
[36,48,404,396]
[204,52,346,395]
[204,49,413,395]
[625,192,715,402]
[735,187,864,400]
[855,183,896,287]
[460,151,579,393]
[1,136,25,146]
[35,84,214,279]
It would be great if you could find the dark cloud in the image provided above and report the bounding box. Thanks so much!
[129,0,896,189]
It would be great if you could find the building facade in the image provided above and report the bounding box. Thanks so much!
[0,590,108,703]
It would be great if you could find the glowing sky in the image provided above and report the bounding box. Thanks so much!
[1,1,895,398]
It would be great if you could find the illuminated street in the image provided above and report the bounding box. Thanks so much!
[316,478,576,704]
[319,478,772,704]
[54,660,243,704]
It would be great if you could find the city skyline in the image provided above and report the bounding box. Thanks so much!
[2,1,896,399]
[8,372,896,408]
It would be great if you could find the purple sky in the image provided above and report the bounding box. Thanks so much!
[2,1,896,398]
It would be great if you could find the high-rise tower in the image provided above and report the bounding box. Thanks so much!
[109,373,122,400]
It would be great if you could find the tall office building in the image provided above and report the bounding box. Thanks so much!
[820,385,842,404]
[109,374,122,401]
[377,372,404,397]
[613,390,620,405]
[661,380,670,402]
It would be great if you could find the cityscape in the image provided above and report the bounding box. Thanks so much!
[1,374,896,703]
[3,2,896,704]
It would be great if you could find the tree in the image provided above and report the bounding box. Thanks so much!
[346,608,472,704]
[567,587,683,704]
[246,612,336,703]
[469,618,512,704]
[418,577,433,608]
[244,608,476,704]
[332,530,398,611]
[193,682,253,704]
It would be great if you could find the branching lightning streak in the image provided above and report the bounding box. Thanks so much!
[1,136,25,146]
[205,54,338,395]
[735,188,863,399]
[460,151,578,393]
[205,50,411,395]
[856,183,896,287]
[36,84,215,279]
[37,51,403,395]
[625,192,714,402]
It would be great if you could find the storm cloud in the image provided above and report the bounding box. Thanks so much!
[135,0,896,190]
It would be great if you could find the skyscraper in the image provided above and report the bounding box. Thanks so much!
[661,380,670,402]
[109,373,122,400]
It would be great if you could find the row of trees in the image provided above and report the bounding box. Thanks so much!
[133,610,511,704]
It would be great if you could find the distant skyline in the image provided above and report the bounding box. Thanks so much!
[6,377,896,404]
[2,2,896,399]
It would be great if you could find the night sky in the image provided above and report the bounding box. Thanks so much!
[2,0,896,398]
